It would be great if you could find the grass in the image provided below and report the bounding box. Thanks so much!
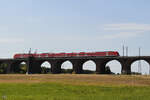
[0,74,149,100]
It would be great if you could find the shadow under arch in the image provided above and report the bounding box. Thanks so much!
[40,61,51,74]
[131,60,150,75]
[105,60,122,74]
[0,62,10,74]
[82,60,96,74]
[61,60,73,73]
[11,61,27,74]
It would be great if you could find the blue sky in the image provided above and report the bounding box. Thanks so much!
[0,0,150,74]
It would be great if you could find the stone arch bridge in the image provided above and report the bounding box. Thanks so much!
[0,56,150,74]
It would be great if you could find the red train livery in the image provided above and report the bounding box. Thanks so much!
[14,51,120,59]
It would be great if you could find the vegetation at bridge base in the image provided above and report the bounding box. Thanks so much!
[0,63,8,74]
[19,64,27,74]
[39,66,114,74]
[41,67,52,74]
[0,63,115,74]
[131,72,142,75]
[0,83,150,100]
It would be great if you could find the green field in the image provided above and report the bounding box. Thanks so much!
[0,74,150,100]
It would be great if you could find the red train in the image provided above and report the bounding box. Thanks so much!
[13,51,120,59]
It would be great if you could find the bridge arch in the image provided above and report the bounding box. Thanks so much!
[10,61,27,74]
[0,62,10,74]
[82,60,96,74]
[130,59,150,75]
[105,60,122,74]
[61,60,73,73]
[40,61,51,74]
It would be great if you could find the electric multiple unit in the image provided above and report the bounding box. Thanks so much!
[14,51,120,59]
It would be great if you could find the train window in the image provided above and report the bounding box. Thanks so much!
[106,52,108,56]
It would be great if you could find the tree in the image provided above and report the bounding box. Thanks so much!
[105,66,112,74]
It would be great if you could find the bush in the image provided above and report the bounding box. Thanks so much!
[61,69,73,74]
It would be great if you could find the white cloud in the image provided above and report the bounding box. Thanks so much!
[100,31,143,39]
[100,23,150,39]
[104,23,150,31]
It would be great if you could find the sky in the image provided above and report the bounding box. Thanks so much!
[0,0,150,74]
